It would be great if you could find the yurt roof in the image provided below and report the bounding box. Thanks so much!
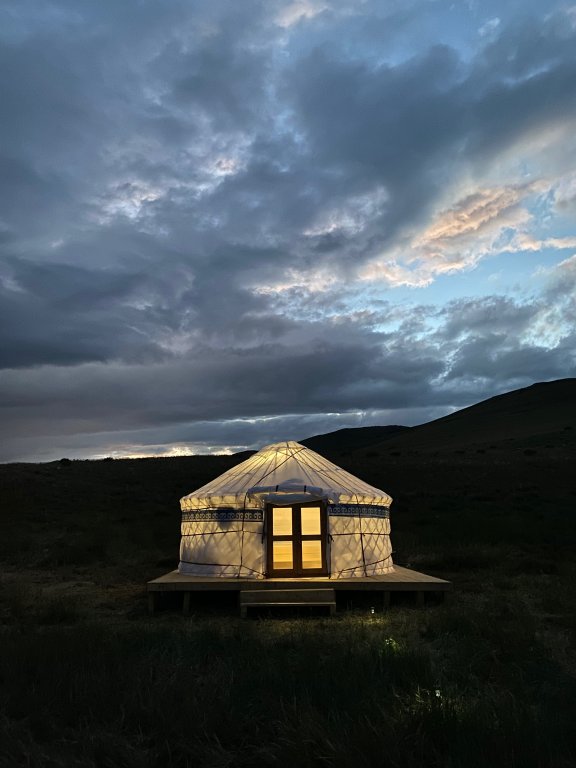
[180,440,392,510]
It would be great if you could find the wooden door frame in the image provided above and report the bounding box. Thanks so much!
[265,501,329,577]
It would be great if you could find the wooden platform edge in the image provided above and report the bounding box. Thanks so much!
[147,569,452,592]
[147,567,452,614]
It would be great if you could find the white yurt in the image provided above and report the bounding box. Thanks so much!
[179,441,393,579]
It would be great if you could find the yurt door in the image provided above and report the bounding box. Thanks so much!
[266,503,328,577]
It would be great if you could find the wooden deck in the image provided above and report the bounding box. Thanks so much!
[147,566,452,615]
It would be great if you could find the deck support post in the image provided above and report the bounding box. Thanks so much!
[416,591,425,607]
[148,592,156,615]
[183,592,191,615]
[383,591,391,609]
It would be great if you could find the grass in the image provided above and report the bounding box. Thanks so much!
[2,606,576,768]
[1,440,575,767]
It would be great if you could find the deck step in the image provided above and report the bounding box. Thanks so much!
[239,588,336,617]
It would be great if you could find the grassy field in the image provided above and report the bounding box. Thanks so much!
[1,421,576,766]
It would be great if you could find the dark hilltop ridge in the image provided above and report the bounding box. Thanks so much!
[229,425,408,462]
[297,377,576,459]
[234,379,575,462]
[363,378,576,455]
[300,424,409,455]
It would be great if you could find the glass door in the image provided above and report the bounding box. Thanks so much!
[266,503,328,577]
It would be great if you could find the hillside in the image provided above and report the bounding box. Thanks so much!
[300,425,409,455]
[362,378,576,457]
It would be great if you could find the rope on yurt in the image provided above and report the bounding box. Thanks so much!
[181,450,271,504]
[329,530,391,537]
[358,501,367,577]
[249,443,308,491]
[181,529,261,537]
[331,553,393,578]
[240,443,308,533]
[237,501,248,579]
[303,449,389,505]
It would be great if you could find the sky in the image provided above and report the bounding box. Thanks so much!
[1,0,576,462]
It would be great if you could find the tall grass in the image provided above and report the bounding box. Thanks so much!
[1,604,575,768]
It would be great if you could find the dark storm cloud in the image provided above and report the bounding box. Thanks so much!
[0,325,445,439]
[282,18,576,254]
[1,287,574,461]
[445,333,574,385]
[156,12,272,132]
[0,251,301,369]
[437,285,576,392]
[0,259,163,367]
[1,0,576,460]
[438,296,538,340]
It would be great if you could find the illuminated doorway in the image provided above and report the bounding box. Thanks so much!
[266,502,328,577]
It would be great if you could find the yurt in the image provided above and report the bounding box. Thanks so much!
[179,441,393,579]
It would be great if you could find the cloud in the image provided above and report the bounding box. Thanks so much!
[415,184,540,245]
[479,18,500,39]
[275,0,328,29]
[361,181,546,286]
[512,234,576,252]
[542,254,576,307]
[1,0,576,460]
[439,296,539,341]
[2,273,575,462]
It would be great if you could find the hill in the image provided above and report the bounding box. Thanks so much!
[362,378,576,457]
[300,425,409,455]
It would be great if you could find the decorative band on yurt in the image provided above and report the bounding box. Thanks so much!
[183,506,389,522]
[182,509,264,522]
[327,504,389,518]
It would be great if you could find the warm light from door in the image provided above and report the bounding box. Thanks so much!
[301,540,322,569]
[273,541,293,570]
[272,507,292,536]
[301,507,321,535]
